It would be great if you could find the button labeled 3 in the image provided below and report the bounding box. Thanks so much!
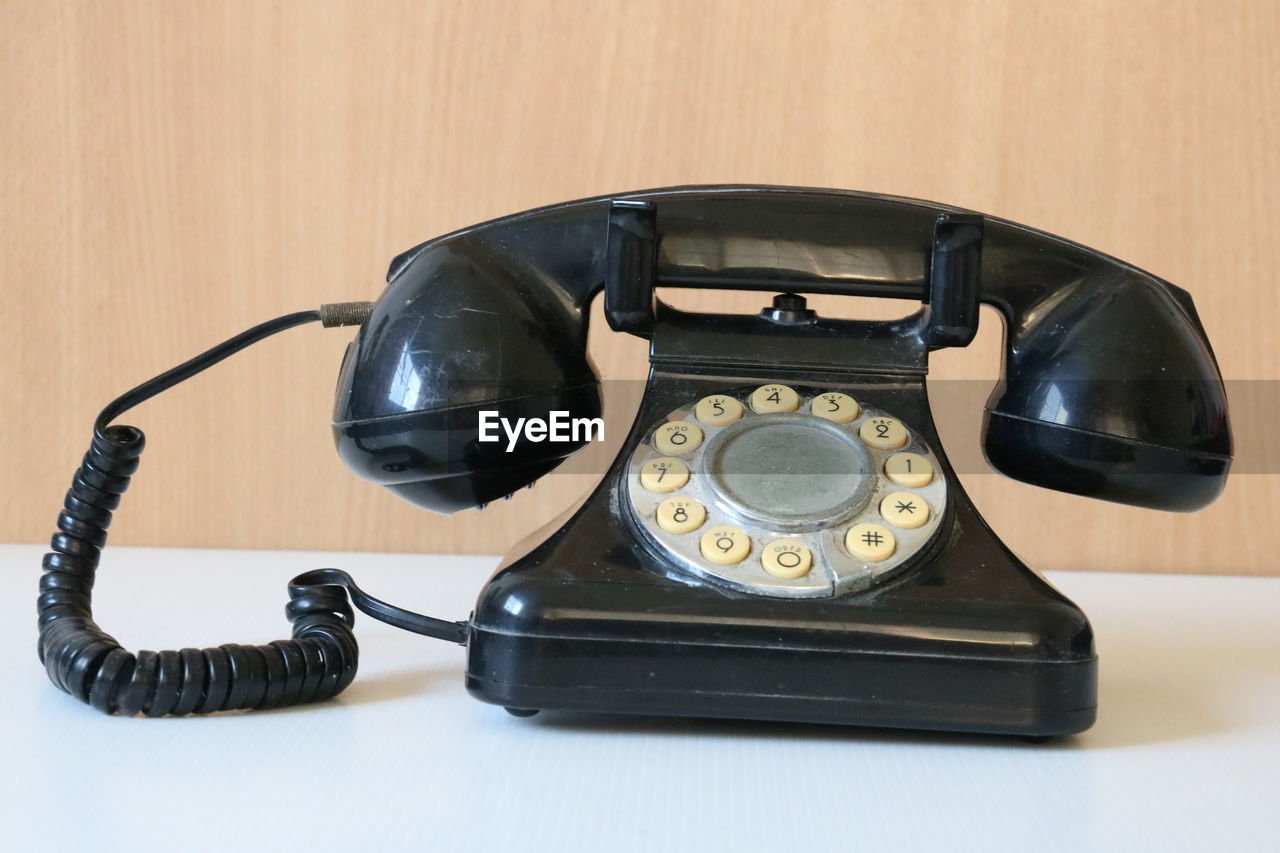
[811,392,860,424]
[653,421,703,455]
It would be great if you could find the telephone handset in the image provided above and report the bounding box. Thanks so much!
[40,186,1231,736]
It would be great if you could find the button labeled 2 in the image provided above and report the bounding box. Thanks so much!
[859,417,908,450]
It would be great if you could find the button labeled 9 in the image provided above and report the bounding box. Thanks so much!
[700,525,751,565]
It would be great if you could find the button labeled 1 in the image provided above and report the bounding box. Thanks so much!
[885,452,933,487]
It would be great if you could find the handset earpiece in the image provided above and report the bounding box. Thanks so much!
[333,208,607,513]
[980,222,1232,511]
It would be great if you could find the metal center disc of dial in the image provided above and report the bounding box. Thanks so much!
[699,414,875,532]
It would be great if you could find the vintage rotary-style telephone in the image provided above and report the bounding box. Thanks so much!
[39,186,1231,737]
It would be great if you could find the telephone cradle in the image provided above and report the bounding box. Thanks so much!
[40,186,1232,737]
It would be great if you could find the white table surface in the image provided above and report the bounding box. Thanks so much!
[2,543,1277,852]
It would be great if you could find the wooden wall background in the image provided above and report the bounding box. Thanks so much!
[3,0,1276,574]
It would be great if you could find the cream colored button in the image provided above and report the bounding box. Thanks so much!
[761,539,813,579]
[859,416,909,450]
[880,491,930,529]
[700,525,751,565]
[885,452,933,488]
[639,457,690,493]
[750,384,800,413]
[695,395,744,426]
[652,421,703,455]
[845,523,896,562]
[811,392,860,424]
[656,496,706,534]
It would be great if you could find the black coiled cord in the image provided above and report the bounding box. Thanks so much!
[38,307,469,716]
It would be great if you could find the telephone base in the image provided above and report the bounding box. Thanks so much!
[467,628,1096,737]
[464,546,1098,738]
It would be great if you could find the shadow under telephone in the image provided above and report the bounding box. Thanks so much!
[38,186,1232,737]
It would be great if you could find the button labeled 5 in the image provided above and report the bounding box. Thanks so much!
[695,395,744,426]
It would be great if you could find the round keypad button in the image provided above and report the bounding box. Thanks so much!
[700,525,751,565]
[859,416,908,450]
[750,384,800,413]
[653,421,703,455]
[639,457,690,493]
[811,392,860,424]
[880,491,929,529]
[846,523,896,562]
[885,452,933,488]
[656,496,706,534]
[695,395,744,426]
[761,539,813,579]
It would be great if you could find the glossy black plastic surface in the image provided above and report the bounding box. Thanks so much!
[332,206,603,512]
[329,184,1231,734]
[466,367,1097,736]
[335,185,1231,513]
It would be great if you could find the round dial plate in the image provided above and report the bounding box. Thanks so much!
[625,386,948,598]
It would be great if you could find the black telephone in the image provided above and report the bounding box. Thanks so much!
[40,186,1232,737]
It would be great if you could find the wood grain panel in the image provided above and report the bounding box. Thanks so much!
[2,0,1275,573]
